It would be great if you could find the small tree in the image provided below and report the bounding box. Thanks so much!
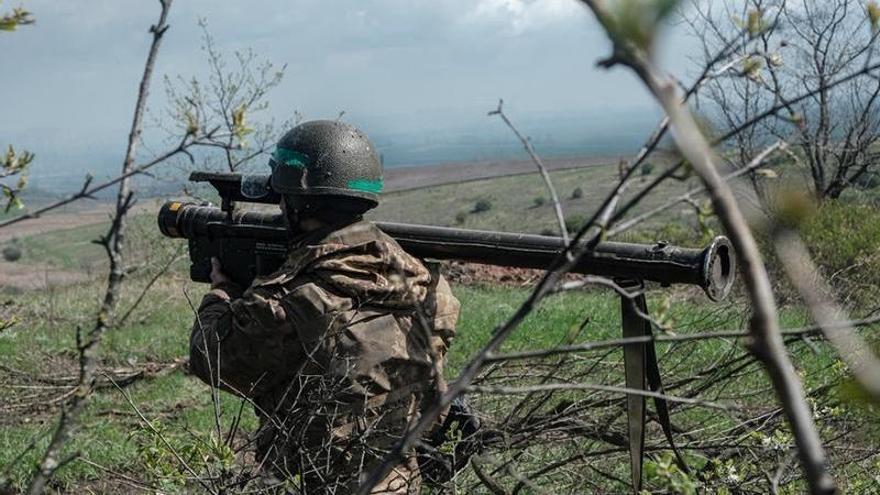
[690,0,880,201]
[473,198,492,213]
[164,20,286,174]
[564,213,588,233]
[532,196,546,208]
[571,187,584,199]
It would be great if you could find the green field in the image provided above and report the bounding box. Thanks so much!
[1,266,876,492]
[370,161,702,238]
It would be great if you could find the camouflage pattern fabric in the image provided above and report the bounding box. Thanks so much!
[190,220,460,493]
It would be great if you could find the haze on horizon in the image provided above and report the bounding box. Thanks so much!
[1,0,695,187]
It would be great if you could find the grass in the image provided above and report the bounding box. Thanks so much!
[3,267,872,492]
[0,275,699,488]
[1,175,878,491]
[369,160,703,236]
[1,213,160,272]
[0,272,253,490]
[10,222,107,269]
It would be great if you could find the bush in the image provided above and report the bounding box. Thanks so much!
[854,172,880,190]
[2,245,22,262]
[617,222,704,248]
[454,212,467,225]
[800,201,880,278]
[539,228,555,237]
[571,187,583,200]
[564,214,588,233]
[532,196,546,208]
[472,199,492,214]
[641,162,655,176]
[762,200,880,307]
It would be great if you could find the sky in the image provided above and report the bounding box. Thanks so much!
[1,0,696,183]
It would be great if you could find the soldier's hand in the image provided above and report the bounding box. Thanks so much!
[210,257,231,287]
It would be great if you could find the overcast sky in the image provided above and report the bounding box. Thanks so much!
[1,0,696,175]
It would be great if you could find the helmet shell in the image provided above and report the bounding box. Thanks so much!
[269,120,383,208]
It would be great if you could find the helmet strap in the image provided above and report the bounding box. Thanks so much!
[282,195,362,231]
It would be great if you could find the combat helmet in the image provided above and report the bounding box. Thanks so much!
[269,120,383,215]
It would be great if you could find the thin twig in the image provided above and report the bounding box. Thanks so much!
[466,382,731,411]
[118,248,185,326]
[25,2,175,492]
[490,99,570,244]
[485,316,880,363]
[775,229,880,399]
[578,1,837,492]
[608,141,787,237]
[103,372,217,493]
[0,138,190,230]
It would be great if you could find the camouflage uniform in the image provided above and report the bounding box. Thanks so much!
[190,220,459,493]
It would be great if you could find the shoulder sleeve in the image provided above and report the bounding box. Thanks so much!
[189,280,296,397]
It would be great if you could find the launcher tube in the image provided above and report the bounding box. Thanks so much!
[159,202,735,301]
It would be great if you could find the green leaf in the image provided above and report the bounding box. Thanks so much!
[742,56,764,82]
[655,0,680,21]
[611,0,682,51]
[746,9,764,36]
[0,6,35,32]
[868,1,880,32]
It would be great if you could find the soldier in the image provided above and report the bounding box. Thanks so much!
[188,120,460,493]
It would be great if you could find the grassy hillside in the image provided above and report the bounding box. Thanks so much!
[1,169,879,492]
[370,161,701,237]
[0,276,625,488]
[1,267,877,492]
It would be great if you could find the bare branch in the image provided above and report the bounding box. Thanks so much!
[358,158,639,493]
[490,99,569,243]
[0,136,189,230]
[578,1,837,492]
[117,247,185,327]
[608,140,787,237]
[486,316,880,363]
[26,2,175,492]
[774,228,880,399]
[466,383,731,411]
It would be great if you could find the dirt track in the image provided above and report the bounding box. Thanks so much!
[0,201,159,291]
[0,261,88,291]
[0,200,159,244]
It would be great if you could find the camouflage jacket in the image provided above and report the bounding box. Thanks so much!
[189,219,459,489]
